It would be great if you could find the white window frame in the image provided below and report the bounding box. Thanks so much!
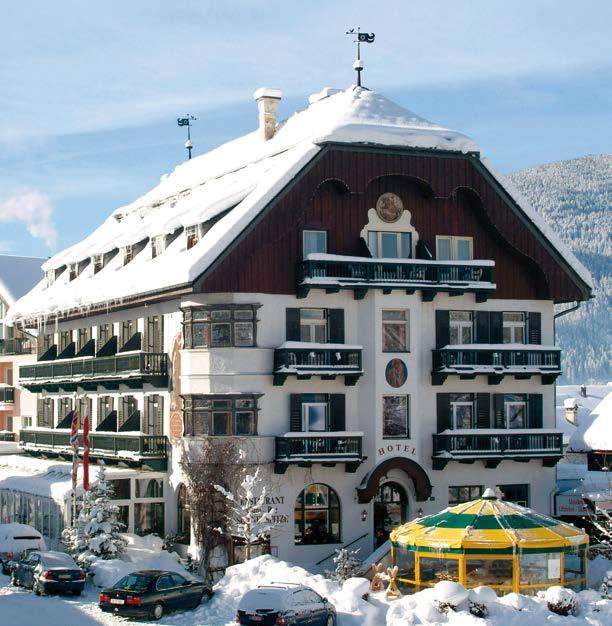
[382,309,410,352]
[302,402,327,432]
[367,231,412,259]
[436,236,473,260]
[504,396,527,429]
[186,224,201,249]
[503,312,526,344]
[302,230,327,259]
[92,254,103,274]
[451,399,474,429]
[68,263,78,281]
[123,244,133,265]
[299,309,328,343]
[45,270,55,287]
[449,311,473,345]
[151,235,165,259]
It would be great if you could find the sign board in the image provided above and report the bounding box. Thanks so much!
[555,494,587,516]
[547,557,561,579]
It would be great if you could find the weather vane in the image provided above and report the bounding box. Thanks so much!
[177,114,197,159]
[346,28,375,87]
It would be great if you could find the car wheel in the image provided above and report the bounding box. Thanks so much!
[151,602,164,620]
[34,581,42,595]
[200,589,213,604]
[72,590,82,596]
[325,614,335,626]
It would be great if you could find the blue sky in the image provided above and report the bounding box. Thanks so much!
[0,0,610,259]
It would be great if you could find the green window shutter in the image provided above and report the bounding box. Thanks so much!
[527,312,541,345]
[476,393,491,428]
[290,394,302,432]
[328,309,345,344]
[493,394,505,428]
[286,308,301,342]
[435,310,450,348]
[436,394,451,432]
[490,312,503,343]
[329,394,346,431]
[528,394,543,428]
[475,312,490,343]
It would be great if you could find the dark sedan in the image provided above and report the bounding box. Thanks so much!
[99,570,212,620]
[11,550,85,595]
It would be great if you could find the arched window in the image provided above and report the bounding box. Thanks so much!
[176,484,191,544]
[294,483,340,545]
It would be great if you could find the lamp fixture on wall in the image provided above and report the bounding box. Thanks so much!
[361,509,368,522]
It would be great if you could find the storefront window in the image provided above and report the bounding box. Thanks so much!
[134,502,165,536]
[294,484,340,545]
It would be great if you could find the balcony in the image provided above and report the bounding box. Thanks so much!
[432,345,561,385]
[0,337,34,356]
[274,432,364,474]
[0,386,15,407]
[19,352,168,392]
[19,429,168,471]
[432,429,563,469]
[273,342,363,386]
[298,254,495,302]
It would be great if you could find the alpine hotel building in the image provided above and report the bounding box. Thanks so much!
[6,86,593,571]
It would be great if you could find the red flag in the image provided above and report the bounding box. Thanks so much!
[83,414,91,491]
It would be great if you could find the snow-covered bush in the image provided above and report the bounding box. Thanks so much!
[326,548,362,582]
[78,462,127,566]
[342,576,370,600]
[545,585,578,616]
[432,580,468,613]
[468,585,498,618]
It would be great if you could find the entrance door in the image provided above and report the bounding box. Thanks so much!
[373,482,407,548]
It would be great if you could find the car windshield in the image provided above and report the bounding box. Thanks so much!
[114,574,153,591]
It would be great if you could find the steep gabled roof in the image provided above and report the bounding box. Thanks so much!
[0,255,45,308]
[6,86,592,324]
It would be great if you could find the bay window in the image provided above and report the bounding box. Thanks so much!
[183,395,259,436]
[183,305,258,348]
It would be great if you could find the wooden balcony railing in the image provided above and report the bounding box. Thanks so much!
[19,352,168,391]
[432,346,562,385]
[0,386,15,404]
[0,337,34,355]
[299,254,495,301]
[275,433,364,474]
[432,430,563,469]
[273,343,363,386]
[19,429,168,469]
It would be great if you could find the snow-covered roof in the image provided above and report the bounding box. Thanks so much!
[583,391,612,452]
[556,384,612,452]
[5,86,592,324]
[0,255,45,308]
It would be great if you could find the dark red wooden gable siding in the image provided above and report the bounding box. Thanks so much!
[199,148,587,303]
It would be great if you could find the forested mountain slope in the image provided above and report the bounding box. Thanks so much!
[509,154,611,383]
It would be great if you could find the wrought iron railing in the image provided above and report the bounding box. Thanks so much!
[432,347,561,371]
[275,434,363,460]
[433,431,563,457]
[0,337,34,355]
[274,346,362,372]
[19,352,167,382]
[19,429,168,458]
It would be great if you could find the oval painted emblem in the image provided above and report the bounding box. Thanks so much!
[385,358,407,388]
[169,412,183,441]
[376,192,404,223]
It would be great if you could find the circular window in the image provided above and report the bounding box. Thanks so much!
[376,193,404,223]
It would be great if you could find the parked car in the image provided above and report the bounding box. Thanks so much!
[236,583,336,626]
[99,569,213,620]
[11,550,85,595]
[0,523,46,575]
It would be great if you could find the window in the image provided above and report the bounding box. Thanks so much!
[300,309,328,343]
[503,312,525,344]
[183,395,258,436]
[59,330,72,353]
[97,396,115,423]
[449,311,473,345]
[183,306,258,348]
[151,235,165,259]
[294,484,340,545]
[448,486,483,505]
[36,398,54,428]
[302,402,327,432]
[69,263,78,281]
[382,310,409,352]
[119,395,138,429]
[383,396,410,438]
[436,236,473,260]
[498,484,529,506]
[37,333,54,357]
[109,479,131,500]
[123,245,133,265]
[76,397,92,429]
[450,393,475,429]
[135,478,163,498]
[504,394,527,429]
[143,395,163,435]
[186,224,200,249]
[368,231,411,259]
[77,327,91,353]
[92,254,103,274]
[45,270,55,287]
[303,230,327,258]
[98,323,113,347]
[144,315,164,353]
[176,484,191,544]
[135,502,165,536]
[120,319,137,350]
[58,397,73,421]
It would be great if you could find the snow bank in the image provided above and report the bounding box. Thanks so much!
[88,533,185,588]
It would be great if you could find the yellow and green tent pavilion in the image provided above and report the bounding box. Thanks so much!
[389,488,588,595]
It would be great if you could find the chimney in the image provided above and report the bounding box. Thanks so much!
[253,87,282,141]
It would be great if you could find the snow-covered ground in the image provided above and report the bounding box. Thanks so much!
[0,543,610,626]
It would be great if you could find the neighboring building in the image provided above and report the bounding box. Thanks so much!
[5,86,593,571]
[0,255,44,442]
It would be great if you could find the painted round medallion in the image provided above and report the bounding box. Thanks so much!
[385,358,408,388]
[376,193,404,223]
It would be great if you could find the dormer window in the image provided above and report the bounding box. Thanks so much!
[151,235,165,259]
[92,254,104,274]
[186,225,200,249]
[123,245,133,265]
[46,270,55,287]
[69,263,78,281]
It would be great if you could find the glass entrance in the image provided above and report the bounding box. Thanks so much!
[374,482,408,548]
